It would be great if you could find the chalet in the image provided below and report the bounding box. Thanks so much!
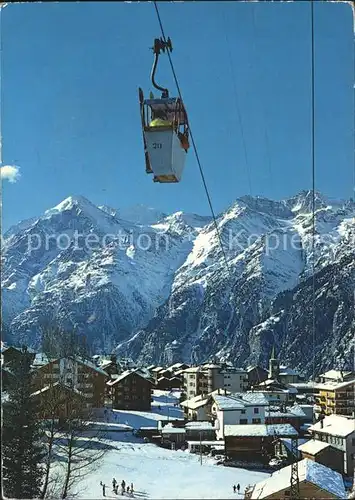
[151,366,165,383]
[181,393,213,421]
[252,381,298,404]
[134,367,155,384]
[156,376,182,391]
[158,420,216,447]
[212,392,269,439]
[180,388,232,421]
[107,370,153,411]
[308,415,355,476]
[31,382,85,421]
[245,459,346,499]
[247,365,269,388]
[158,368,173,379]
[168,362,190,373]
[298,439,344,475]
[224,423,298,462]
[1,345,36,367]
[278,365,303,385]
[265,404,312,433]
[31,356,108,409]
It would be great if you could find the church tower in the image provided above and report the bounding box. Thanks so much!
[269,345,280,381]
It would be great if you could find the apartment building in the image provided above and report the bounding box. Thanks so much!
[315,378,355,417]
[31,355,108,409]
[107,370,153,411]
[183,363,247,400]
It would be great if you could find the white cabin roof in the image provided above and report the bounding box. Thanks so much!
[249,459,345,499]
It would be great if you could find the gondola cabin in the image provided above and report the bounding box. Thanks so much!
[139,90,190,183]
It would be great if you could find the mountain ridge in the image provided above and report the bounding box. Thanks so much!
[2,191,354,375]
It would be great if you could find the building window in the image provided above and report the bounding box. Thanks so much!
[252,418,261,424]
[254,408,259,414]
[239,419,248,424]
[241,410,246,414]
[352,438,355,446]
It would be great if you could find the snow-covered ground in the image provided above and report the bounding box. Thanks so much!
[74,440,268,499]
[55,391,269,499]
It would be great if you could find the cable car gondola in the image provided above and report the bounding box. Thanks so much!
[139,37,190,183]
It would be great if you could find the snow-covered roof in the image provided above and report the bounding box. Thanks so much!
[266,404,307,418]
[309,415,355,437]
[279,366,300,376]
[220,367,247,374]
[107,369,154,386]
[213,392,269,410]
[76,357,109,377]
[186,440,224,446]
[161,426,186,434]
[249,459,345,499]
[152,366,165,373]
[183,367,200,373]
[134,368,154,381]
[185,421,215,431]
[180,396,210,410]
[32,355,109,377]
[289,382,320,390]
[100,360,114,369]
[168,362,186,370]
[1,391,9,403]
[316,379,355,391]
[298,439,331,455]
[32,353,54,366]
[224,423,298,437]
[30,381,84,398]
[320,369,353,381]
[213,395,245,410]
[246,365,268,373]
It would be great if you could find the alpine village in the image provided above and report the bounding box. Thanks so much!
[2,341,355,499]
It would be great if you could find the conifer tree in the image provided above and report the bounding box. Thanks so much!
[2,346,45,499]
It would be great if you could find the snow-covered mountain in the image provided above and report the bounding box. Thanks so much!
[2,191,354,375]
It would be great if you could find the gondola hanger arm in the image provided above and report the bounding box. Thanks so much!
[150,37,173,98]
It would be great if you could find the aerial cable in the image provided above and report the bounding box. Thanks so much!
[310,0,316,392]
[221,10,253,197]
[152,0,231,275]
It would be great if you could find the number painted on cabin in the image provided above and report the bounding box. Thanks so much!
[153,143,162,149]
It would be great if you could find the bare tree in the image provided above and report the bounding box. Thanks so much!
[35,325,105,498]
[35,381,63,499]
[55,399,109,499]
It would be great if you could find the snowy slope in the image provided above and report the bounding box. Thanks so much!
[2,191,354,373]
[51,392,269,499]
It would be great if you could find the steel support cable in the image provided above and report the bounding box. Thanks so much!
[153,0,231,275]
[221,10,253,197]
[310,0,316,394]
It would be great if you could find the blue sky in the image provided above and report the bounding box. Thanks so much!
[1,1,354,230]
